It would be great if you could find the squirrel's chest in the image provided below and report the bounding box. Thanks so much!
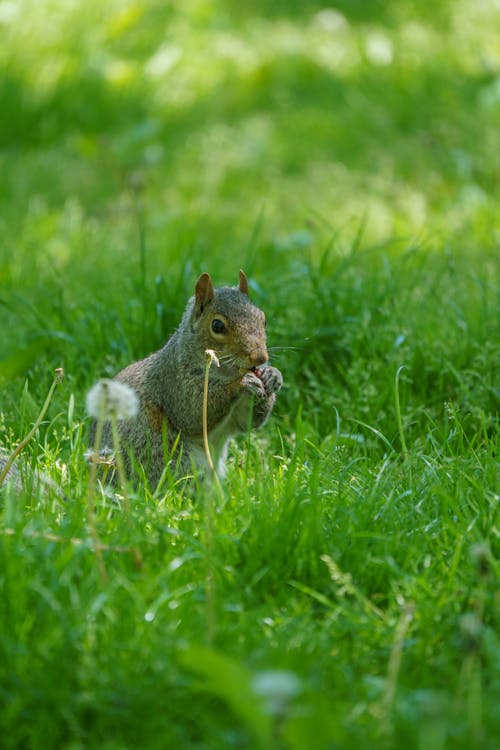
[186,410,235,476]
[188,441,229,477]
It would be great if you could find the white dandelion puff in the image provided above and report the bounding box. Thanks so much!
[83,447,115,465]
[251,670,302,715]
[205,349,220,367]
[86,379,139,421]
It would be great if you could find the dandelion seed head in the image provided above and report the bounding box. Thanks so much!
[205,349,220,367]
[470,542,490,576]
[251,670,302,715]
[83,447,115,465]
[459,612,483,651]
[86,379,139,420]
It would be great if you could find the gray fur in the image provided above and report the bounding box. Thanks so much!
[94,276,283,487]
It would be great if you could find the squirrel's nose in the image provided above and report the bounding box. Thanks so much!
[248,348,268,367]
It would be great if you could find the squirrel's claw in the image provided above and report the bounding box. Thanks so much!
[255,365,283,395]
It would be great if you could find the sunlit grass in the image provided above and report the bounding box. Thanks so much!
[0,1,499,748]
[1,0,499,243]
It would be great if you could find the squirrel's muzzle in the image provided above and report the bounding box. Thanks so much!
[247,348,268,368]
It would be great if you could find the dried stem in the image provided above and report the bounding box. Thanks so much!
[202,349,224,646]
[202,351,222,492]
[0,368,64,487]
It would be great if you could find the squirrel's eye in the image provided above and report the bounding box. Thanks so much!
[211,318,226,335]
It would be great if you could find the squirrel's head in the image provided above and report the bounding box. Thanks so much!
[189,270,269,374]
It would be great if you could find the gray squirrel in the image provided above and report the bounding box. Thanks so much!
[96,271,283,486]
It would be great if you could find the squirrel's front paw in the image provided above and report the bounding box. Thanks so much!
[255,366,283,396]
[241,371,266,398]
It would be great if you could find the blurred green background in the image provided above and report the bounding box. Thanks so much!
[1,0,499,252]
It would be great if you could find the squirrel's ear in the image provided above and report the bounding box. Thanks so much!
[239,269,249,296]
[194,273,215,316]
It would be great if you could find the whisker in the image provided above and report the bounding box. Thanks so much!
[268,345,305,352]
[215,353,239,368]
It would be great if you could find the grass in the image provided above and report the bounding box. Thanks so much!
[0,1,499,748]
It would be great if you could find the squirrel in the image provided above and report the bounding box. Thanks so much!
[96,270,283,487]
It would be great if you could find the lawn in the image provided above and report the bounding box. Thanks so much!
[0,1,499,748]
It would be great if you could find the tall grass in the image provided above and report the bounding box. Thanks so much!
[1,242,497,749]
[1,1,499,748]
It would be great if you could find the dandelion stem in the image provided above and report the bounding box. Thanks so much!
[202,350,224,646]
[85,378,140,575]
[110,415,129,507]
[87,412,108,583]
[110,414,142,569]
[0,368,64,487]
[202,356,221,488]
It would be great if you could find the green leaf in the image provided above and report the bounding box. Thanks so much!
[179,645,272,748]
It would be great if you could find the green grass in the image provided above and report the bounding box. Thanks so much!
[1,1,499,748]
